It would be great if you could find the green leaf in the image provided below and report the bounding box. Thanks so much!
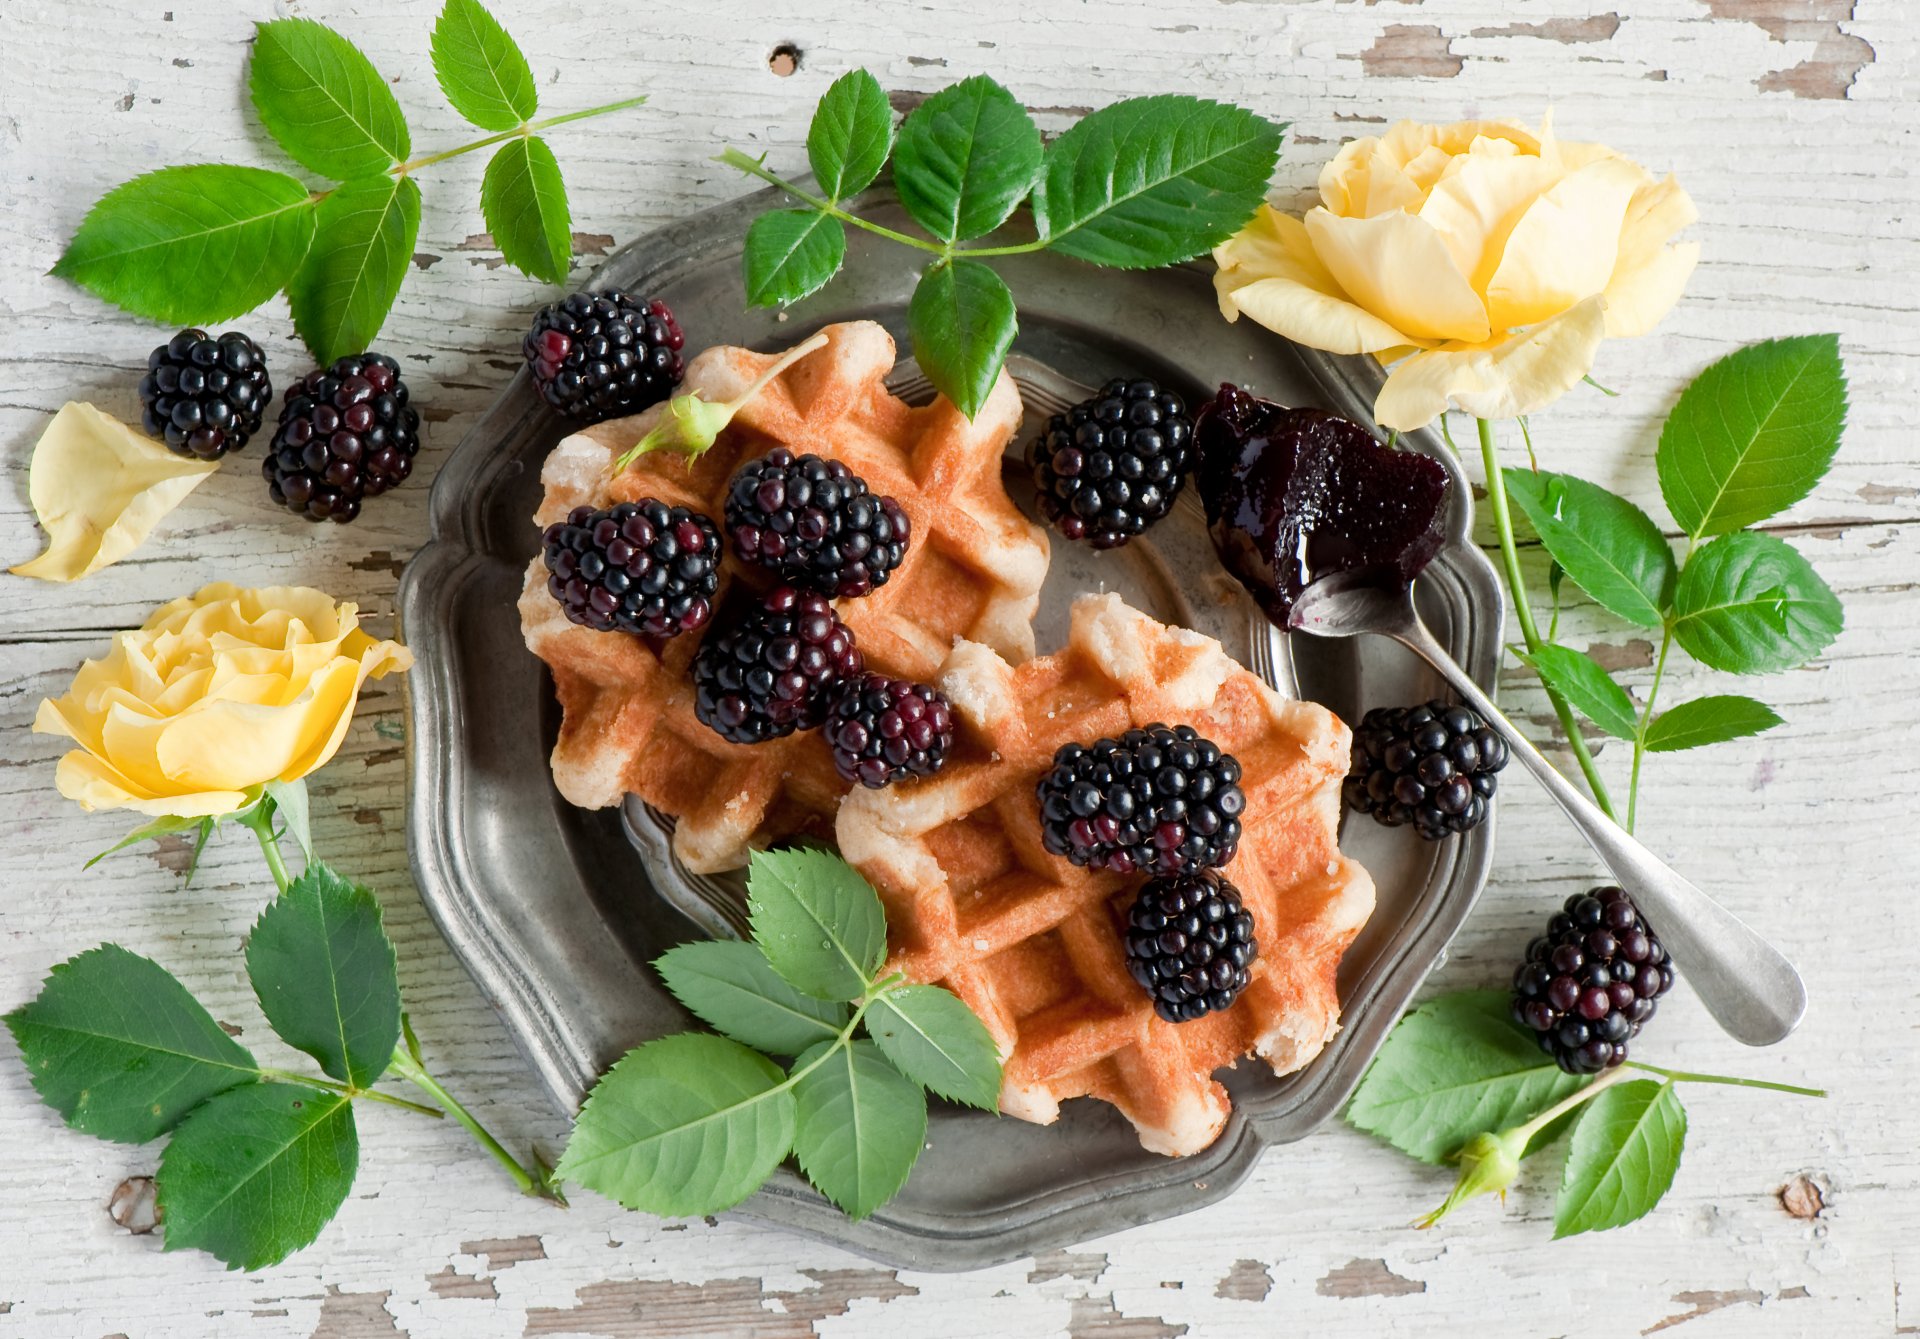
[791,1040,926,1220]
[655,940,849,1056]
[157,1083,358,1270]
[245,863,401,1089]
[1344,990,1586,1165]
[1671,532,1842,674]
[52,166,318,325]
[1514,643,1639,740]
[287,175,421,365]
[892,74,1041,242]
[4,945,258,1144]
[1502,470,1675,627]
[263,778,313,860]
[1032,95,1282,269]
[866,985,1002,1110]
[85,813,207,871]
[556,1033,796,1216]
[743,208,847,308]
[807,68,893,201]
[1644,695,1784,753]
[1554,1079,1686,1238]
[745,848,887,1001]
[909,259,1017,420]
[430,0,537,132]
[482,135,572,285]
[249,19,410,179]
[1657,334,1847,541]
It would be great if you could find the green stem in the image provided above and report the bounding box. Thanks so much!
[715,148,948,254]
[1627,1061,1826,1099]
[1476,417,1618,819]
[389,1046,564,1203]
[238,798,292,894]
[254,1066,446,1117]
[1626,626,1676,833]
[1514,1064,1633,1143]
[395,95,649,175]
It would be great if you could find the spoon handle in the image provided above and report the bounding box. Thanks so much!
[1393,615,1807,1047]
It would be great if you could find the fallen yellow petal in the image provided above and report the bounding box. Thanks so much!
[10,403,218,582]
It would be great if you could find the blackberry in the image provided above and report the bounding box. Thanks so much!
[524,289,684,422]
[824,674,954,788]
[725,448,910,599]
[1511,887,1675,1074]
[1037,724,1244,876]
[1123,872,1259,1023]
[1344,700,1508,840]
[138,328,271,460]
[693,587,862,744]
[263,352,420,524]
[1028,377,1194,549]
[542,500,719,638]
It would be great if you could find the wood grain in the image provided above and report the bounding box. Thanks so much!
[2,1,1915,1335]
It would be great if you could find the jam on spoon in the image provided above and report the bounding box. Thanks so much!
[1194,384,1451,623]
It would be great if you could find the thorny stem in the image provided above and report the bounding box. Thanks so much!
[1476,417,1618,819]
[389,1046,567,1204]
[309,96,649,202]
[239,798,292,894]
[1626,626,1676,833]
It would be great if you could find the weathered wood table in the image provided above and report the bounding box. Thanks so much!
[3,2,1913,1334]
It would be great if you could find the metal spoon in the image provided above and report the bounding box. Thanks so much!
[1289,570,1807,1047]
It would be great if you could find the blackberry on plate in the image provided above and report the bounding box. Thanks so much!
[1511,886,1675,1074]
[524,289,684,422]
[824,674,954,788]
[725,448,910,599]
[542,499,719,638]
[1028,377,1194,549]
[1344,700,1508,840]
[263,352,420,524]
[1123,872,1259,1023]
[139,328,271,460]
[1037,724,1244,876]
[693,587,862,744]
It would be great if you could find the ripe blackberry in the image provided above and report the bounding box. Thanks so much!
[1028,377,1194,549]
[263,352,420,524]
[524,289,685,422]
[824,674,954,788]
[1123,872,1259,1023]
[724,448,910,599]
[1344,700,1508,840]
[693,587,862,744]
[138,328,271,460]
[542,499,719,638]
[1511,887,1675,1074]
[1037,724,1244,876]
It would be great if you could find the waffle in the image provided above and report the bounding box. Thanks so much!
[519,320,1050,873]
[837,593,1375,1156]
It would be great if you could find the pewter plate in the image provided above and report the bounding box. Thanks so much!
[398,183,1503,1271]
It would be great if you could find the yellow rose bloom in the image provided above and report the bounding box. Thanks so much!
[33,584,412,818]
[1213,116,1698,432]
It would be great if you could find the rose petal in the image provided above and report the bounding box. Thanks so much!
[1306,207,1491,344]
[1485,157,1646,331]
[1214,208,1418,354]
[1420,143,1563,293]
[1603,174,1701,337]
[1374,295,1608,432]
[53,750,249,818]
[9,403,219,582]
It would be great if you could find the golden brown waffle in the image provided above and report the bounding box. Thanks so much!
[519,320,1049,873]
[838,593,1375,1156]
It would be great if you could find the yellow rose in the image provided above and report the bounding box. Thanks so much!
[33,584,412,818]
[1213,116,1698,432]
